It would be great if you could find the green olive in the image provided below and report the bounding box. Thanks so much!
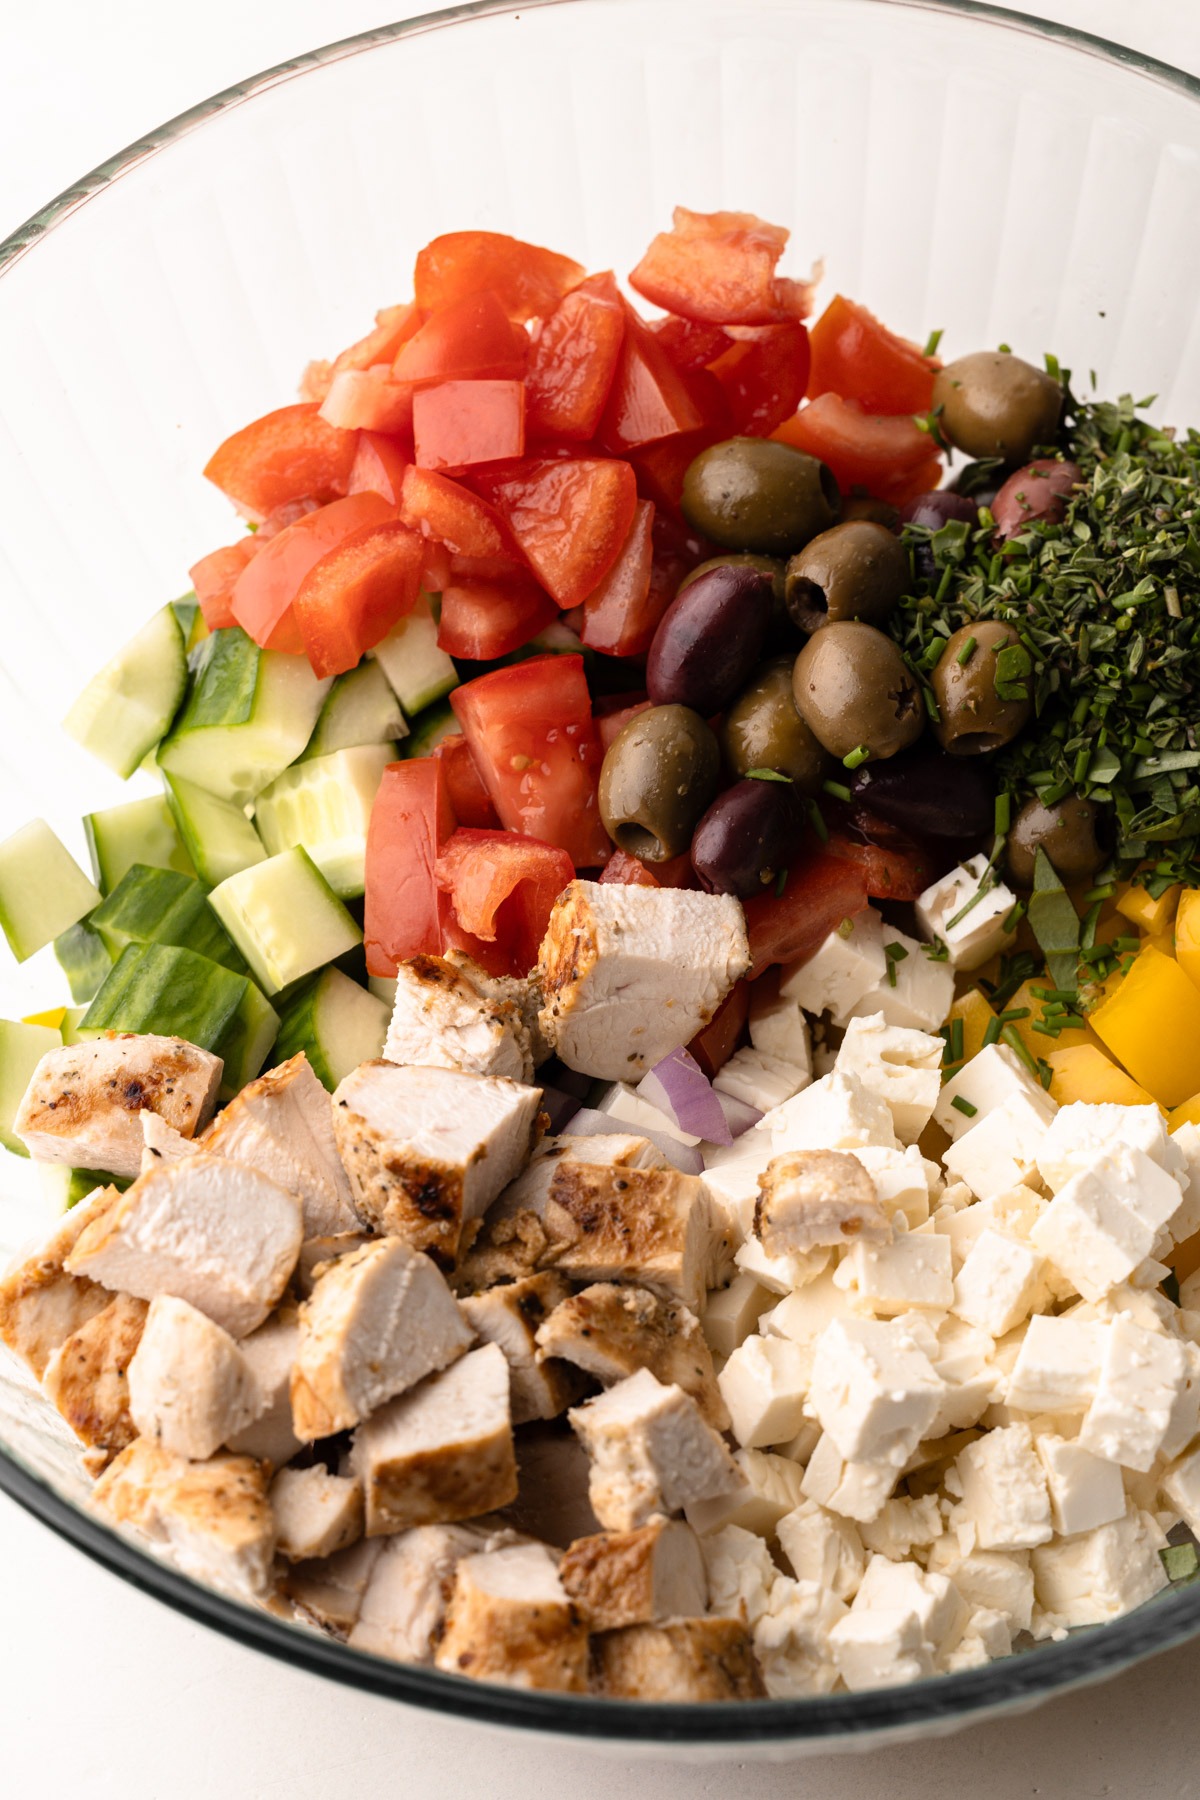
[1007,796,1105,889]
[681,437,841,557]
[784,521,909,635]
[791,622,924,763]
[678,553,787,608]
[598,704,720,863]
[932,352,1063,466]
[722,659,831,795]
[932,620,1032,756]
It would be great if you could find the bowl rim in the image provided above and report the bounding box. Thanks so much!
[4,0,1200,1746]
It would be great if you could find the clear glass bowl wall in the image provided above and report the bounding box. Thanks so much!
[2,0,1200,1750]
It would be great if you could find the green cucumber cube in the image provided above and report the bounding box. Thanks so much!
[84,793,194,893]
[301,660,408,761]
[254,743,396,899]
[216,979,280,1100]
[403,699,460,760]
[90,864,245,974]
[372,594,458,716]
[81,942,247,1051]
[0,1018,61,1156]
[40,1164,130,1211]
[276,967,389,1092]
[208,848,362,997]
[63,602,188,780]
[54,919,114,1004]
[0,820,102,963]
[163,772,267,888]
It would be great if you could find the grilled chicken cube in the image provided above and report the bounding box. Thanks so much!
[200,1052,359,1237]
[493,1422,602,1548]
[14,1034,222,1178]
[331,1062,541,1263]
[434,1542,589,1692]
[93,1438,275,1599]
[291,1238,472,1441]
[0,1183,120,1377]
[591,1617,766,1701]
[352,1343,518,1535]
[127,1295,261,1461]
[271,1466,364,1562]
[459,1272,584,1424]
[536,1284,728,1429]
[226,1308,303,1468]
[755,1150,889,1255]
[569,1368,742,1532]
[66,1154,303,1339]
[42,1293,149,1472]
[140,1109,198,1174]
[293,1232,374,1298]
[283,1537,385,1634]
[543,1163,714,1312]
[384,955,534,1083]
[537,881,750,1081]
[444,951,552,1065]
[559,1519,708,1630]
[348,1522,494,1663]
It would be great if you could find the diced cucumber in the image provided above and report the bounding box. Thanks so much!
[158,626,331,805]
[81,942,248,1051]
[171,594,199,643]
[216,977,280,1099]
[0,820,102,964]
[90,864,246,974]
[301,660,408,761]
[368,974,398,1009]
[0,1018,61,1156]
[275,967,389,1092]
[54,920,114,1004]
[163,771,267,888]
[254,744,396,899]
[403,699,459,759]
[63,603,188,780]
[83,793,195,893]
[40,1164,131,1211]
[371,594,458,716]
[208,848,362,997]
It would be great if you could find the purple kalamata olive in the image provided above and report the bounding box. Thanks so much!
[690,778,802,899]
[646,565,773,714]
[899,490,979,583]
[849,744,995,841]
[991,458,1082,541]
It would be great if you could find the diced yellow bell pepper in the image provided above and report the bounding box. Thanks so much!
[21,1007,65,1032]
[1089,943,1200,1107]
[947,989,997,1064]
[1176,891,1200,993]
[1115,881,1181,937]
[1169,1093,1200,1132]
[1003,979,1093,1059]
[1046,1044,1158,1108]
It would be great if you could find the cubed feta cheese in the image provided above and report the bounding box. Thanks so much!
[1161,1441,1200,1534]
[1006,1314,1107,1414]
[700,1523,778,1626]
[942,1097,1053,1201]
[799,1432,897,1523]
[759,1271,865,1355]
[713,1048,808,1114]
[685,1449,805,1538]
[718,1334,810,1449]
[934,1042,1056,1144]
[955,1423,1053,1550]
[946,1184,1046,1267]
[808,1318,943,1467]
[753,1577,847,1698]
[915,855,1019,971]
[851,1145,934,1229]
[834,1014,943,1143]
[834,1231,954,1315]
[1031,1148,1179,1303]
[734,1234,830,1297]
[858,1494,944,1560]
[853,1554,968,1656]
[1079,1312,1189,1472]
[1031,1505,1167,1627]
[1168,1121,1200,1246]
[952,1229,1045,1338]
[845,927,956,1035]
[702,1137,774,1248]
[926,1537,1035,1632]
[779,909,886,1026]
[1036,1434,1126,1536]
[1037,1102,1185,1196]
[760,1070,898,1156]
[929,1317,997,1434]
[942,1606,1013,1671]
[748,976,813,1075]
[828,1609,935,1690]
[777,1499,865,1600]
[703,1273,774,1359]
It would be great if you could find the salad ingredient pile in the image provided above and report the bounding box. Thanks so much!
[3,206,1200,1707]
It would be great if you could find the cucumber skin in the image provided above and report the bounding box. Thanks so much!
[81,942,248,1051]
[90,864,247,975]
[403,700,459,759]
[163,773,267,888]
[54,920,114,1004]
[175,626,261,733]
[207,847,362,998]
[216,979,280,1099]
[301,661,408,762]
[41,1165,131,1210]
[275,967,388,1092]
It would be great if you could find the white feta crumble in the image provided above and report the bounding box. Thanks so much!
[718,1334,810,1449]
[942,1096,1053,1201]
[1035,1434,1126,1537]
[845,926,955,1035]
[777,1499,865,1600]
[1031,1147,1183,1303]
[915,855,1019,971]
[747,977,813,1076]
[799,1432,897,1523]
[1078,1311,1189,1472]
[955,1423,1053,1551]
[808,1317,944,1468]
[933,1042,1056,1144]
[1005,1314,1107,1415]
[759,1069,898,1156]
[834,1231,954,1316]
[778,908,886,1027]
[833,1013,943,1143]
[1030,1505,1168,1628]
[713,1047,808,1114]
[1037,1102,1185,1196]
[828,1608,935,1690]
[952,1228,1045,1338]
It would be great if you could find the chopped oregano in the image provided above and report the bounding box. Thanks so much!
[1028,847,1081,994]
[1160,1542,1198,1582]
[744,767,792,783]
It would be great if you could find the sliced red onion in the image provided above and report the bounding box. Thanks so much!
[715,1090,763,1139]
[638,1048,732,1147]
[564,1107,705,1176]
[540,1085,582,1133]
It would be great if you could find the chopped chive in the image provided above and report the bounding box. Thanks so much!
[922,686,941,723]
[998,1007,1031,1022]
[843,744,871,771]
[1001,1022,1040,1076]
[885,942,909,962]
[994,794,1011,836]
[1113,936,1141,954]
[951,1095,978,1118]
[743,766,793,784]
[921,938,950,962]
[1031,986,1079,1003]
[923,327,944,358]
[1160,1543,1198,1581]
[886,960,897,987]
[837,916,856,939]
[946,873,996,931]
[1037,1059,1054,1090]
[823,780,852,803]
[956,635,978,667]
[807,798,829,843]
[949,1017,964,1064]
[1031,1020,1063,1038]
[1002,902,1026,932]
[982,1017,1003,1047]
[1073,747,1091,785]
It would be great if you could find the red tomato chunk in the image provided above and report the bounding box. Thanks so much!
[630,207,814,326]
[364,759,455,976]
[472,457,637,609]
[204,403,356,521]
[414,231,584,323]
[806,294,937,416]
[413,379,526,472]
[293,520,424,678]
[436,828,575,977]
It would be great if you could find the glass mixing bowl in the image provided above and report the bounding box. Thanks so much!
[2,0,1200,1753]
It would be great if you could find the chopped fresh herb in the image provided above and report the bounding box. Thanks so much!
[994,793,1011,836]
[823,780,852,803]
[744,767,792,783]
[1160,1542,1198,1582]
[807,798,829,843]
[982,1016,1003,1047]
[885,941,909,963]
[956,635,978,667]
[843,745,871,771]
[951,1095,978,1118]
[923,327,944,358]
[1028,847,1081,994]
[921,938,950,962]
[1002,902,1026,932]
[1001,1021,1041,1077]
[998,1008,1031,1022]
[837,916,856,939]
[948,1016,964,1064]
[1037,1059,1054,1090]
[983,950,1043,1012]
[946,870,996,931]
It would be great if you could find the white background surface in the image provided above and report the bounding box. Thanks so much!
[4,4,1200,1796]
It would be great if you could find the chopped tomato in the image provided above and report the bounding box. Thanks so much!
[773,396,942,505]
[689,981,749,1079]
[580,499,658,657]
[293,519,424,678]
[471,457,637,608]
[229,492,394,654]
[413,379,526,472]
[742,847,869,977]
[393,290,529,388]
[436,828,574,976]
[347,432,410,504]
[433,734,500,829]
[598,848,696,888]
[319,369,415,436]
[629,207,814,326]
[525,272,626,441]
[420,539,454,594]
[631,427,723,514]
[450,654,609,866]
[651,314,733,373]
[596,698,651,753]
[436,569,557,660]
[398,465,520,564]
[825,830,936,902]
[597,302,709,453]
[304,303,424,402]
[364,758,455,976]
[414,231,584,324]
[806,295,937,416]
[204,403,356,521]
[190,541,257,631]
[710,322,811,436]
[257,497,325,539]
